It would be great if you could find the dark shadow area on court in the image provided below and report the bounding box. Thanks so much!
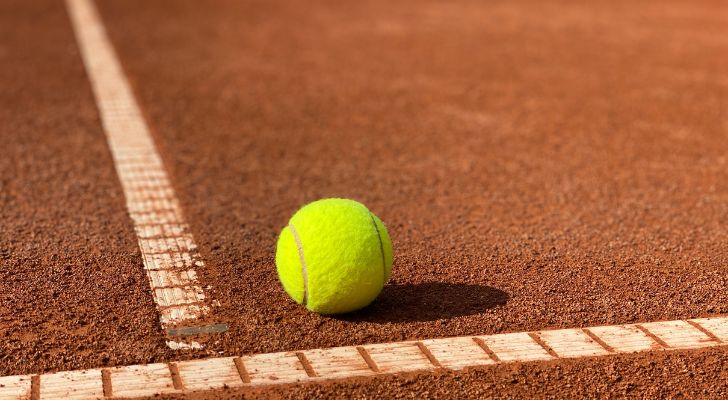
[337,282,509,323]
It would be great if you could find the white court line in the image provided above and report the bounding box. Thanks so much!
[1,316,726,398]
[65,0,212,343]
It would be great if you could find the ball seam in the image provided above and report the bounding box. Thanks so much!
[369,213,387,288]
[288,223,309,306]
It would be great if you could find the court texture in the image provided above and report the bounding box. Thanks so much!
[2,0,728,398]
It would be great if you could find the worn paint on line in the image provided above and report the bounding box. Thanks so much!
[167,323,230,337]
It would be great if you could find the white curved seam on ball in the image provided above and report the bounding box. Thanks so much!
[369,213,387,287]
[288,223,309,306]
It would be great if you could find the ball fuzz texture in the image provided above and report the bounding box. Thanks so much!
[275,198,393,314]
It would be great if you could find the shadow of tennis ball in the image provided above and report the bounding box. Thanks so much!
[337,282,509,323]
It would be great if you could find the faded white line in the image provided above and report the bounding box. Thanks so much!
[1,316,726,398]
[65,0,212,339]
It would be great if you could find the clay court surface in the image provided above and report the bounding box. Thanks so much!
[3,0,728,398]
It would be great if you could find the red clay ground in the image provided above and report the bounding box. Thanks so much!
[3,0,728,398]
[96,0,728,349]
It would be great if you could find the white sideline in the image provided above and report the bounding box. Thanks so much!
[65,0,212,341]
[1,317,726,399]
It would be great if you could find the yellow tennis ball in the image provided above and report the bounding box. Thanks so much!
[275,198,393,314]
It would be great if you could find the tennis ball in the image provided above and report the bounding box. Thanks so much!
[275,198,393,314]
